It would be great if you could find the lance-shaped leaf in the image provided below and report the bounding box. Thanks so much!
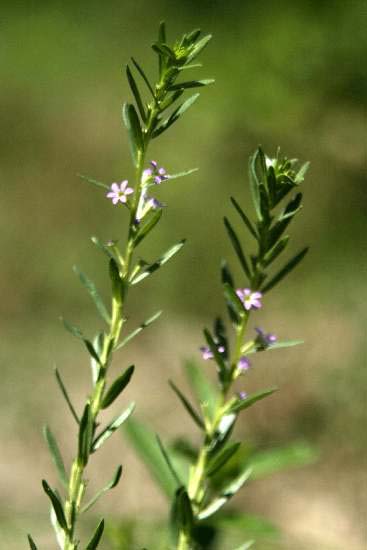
[266,193,303,250]
[295,161,310,184]
[261,247,308,293]
[61,318,102,366]
[262,235,289,268]
[54,367,79,424]
[224,217,251,279]
[82,465,123,513]
[152,94,200,138]
[73,266,111,324]
[42,480,68,531]
[78,403,94,466]
[126,64,146,122]
[134,209,163,247]
[217,513,280,539]
[156,435,182,486]
[250,441,318,480]
[77,173,109,190]
[167,167,198,180]
[223,283,245,321]
[248,339,303,353]
[125,417,177,497]
[168,78,214,91]
[116,310,162,350]
[197,466,252,520]
[131,57,155,98]
[152,42,176,61]
[131,240,185,285]
[27,535,38,550]
[208,413,237,455]
[109,257,126,304]
[248,149,263,222]
[86,519,105,550]
[169,380,204,430]
[203,328,228,386]
[186,33,212,62]
[171,487,194,538]
[221,260,239,325]
[232,542,255,550]
[230,197,257,240]
[206,442,241,477]
[184,360,218,419]
[122,102,144,167]
[228,388,277,414]
[43,426,68,488]
[91,235,115,260]
[101,365,135,409]
[92,402,135,451]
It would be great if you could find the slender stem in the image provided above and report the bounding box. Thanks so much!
[62,100,161,550]
[178,314,249,549]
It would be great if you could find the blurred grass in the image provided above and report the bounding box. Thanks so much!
[1,0,366,548]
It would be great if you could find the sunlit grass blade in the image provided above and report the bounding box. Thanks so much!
[131,240,185,284]
[169,380,205,430]
[54,367,79,424]
[73,266,111,324]
[77,173,109,190]
[92,402,135,452]
[116,310,162,350]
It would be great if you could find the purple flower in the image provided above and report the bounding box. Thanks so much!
[255,327,277,350]
[200,345,225,361]
[238,356,251,372]
[142,160,169,185]
[238,391,247,400]
[106,180,134,205]
[236,288,263,311]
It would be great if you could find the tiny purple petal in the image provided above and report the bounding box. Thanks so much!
[150,160,158,169]
[238,391,247,400]
[111,182,120,192]
[218,345,225,353]
[124,187,134,195]
[238,356,251,371]
[158,167,166,175]
[200,346,213,360]
[143,168,152,178]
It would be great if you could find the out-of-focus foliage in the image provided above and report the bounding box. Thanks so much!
[0,1,365,549]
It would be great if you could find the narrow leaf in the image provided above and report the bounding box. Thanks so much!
[42,480,67,530]
[125,417,177,497]
[77,173,109,190]
[168,79,214,91]
[169,380,204,430]
[131,57,155,97]
[61,317,84,340]
[43,426,68,488]
[186,34,212,62]
[224,217,251,278]
[171,486,194,534]
[229,388,277,414]
[116,310,162,350]
[223,282,245,319]
[101,365,135,409]
[198,467,252,520]
[73,266,111,324]
[27,535,38,550]
[152,94,200,138]
[134,209,163,247]
[184,360,218,419]
[250,441,319,480]
[248,149,263,221]
[230,197,257,239]
[122,102,144,167]
[156,435,182,486]
[126,64,146,122]
[78,404,94,466]
[167,167,198,180]
[91,235,115,260]
[261,247,309,293]
[204,328,228,386]
[262,235,289,267]
[82,465,123,513]
[206,442,241,477]
[131,240,185,284]
[92,402,135,451]
[54,368,79,424]
[86,519,105,550]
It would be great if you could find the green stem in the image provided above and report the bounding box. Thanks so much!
[62,99,162,550]
[178,314,249,549]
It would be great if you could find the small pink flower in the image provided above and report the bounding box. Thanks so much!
[236,288,262,311]
[106,180,134,205]
[238,356,251,371]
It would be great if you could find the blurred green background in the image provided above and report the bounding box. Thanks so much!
[1,0,366,548]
